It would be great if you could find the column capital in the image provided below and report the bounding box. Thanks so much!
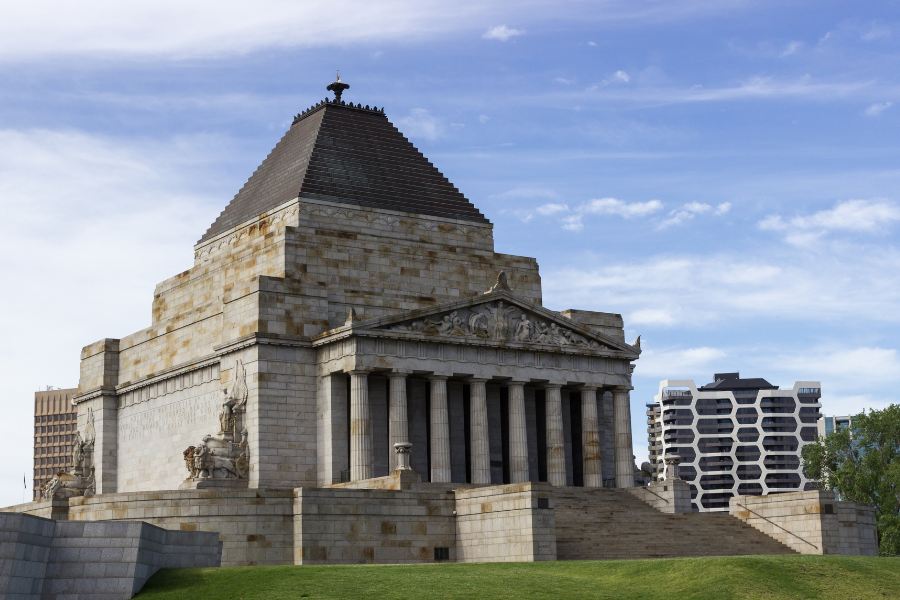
[348,369,370,376]
[507,380,527,388]
[468,377,490,384]
[580,384,600,392]
[427,374,449,382]
[388,370,410,379]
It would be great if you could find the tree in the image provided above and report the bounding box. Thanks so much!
[802,404,900,555]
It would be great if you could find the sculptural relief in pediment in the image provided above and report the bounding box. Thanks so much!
[384,301,608,351]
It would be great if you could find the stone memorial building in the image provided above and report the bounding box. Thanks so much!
[74,77,641,498]
[4,78,878,565]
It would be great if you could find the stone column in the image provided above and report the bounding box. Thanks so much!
[614,388,635,488]
[469,378,491,484]
[507,381,529,483]
[544,384,566,486]
[581,386,603,488]
[349,370,372,481]
[429,375,451,483]
[388,372,408,471]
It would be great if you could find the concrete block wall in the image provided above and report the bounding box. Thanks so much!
[0,512,220,600]
[729,490,879,555]
[455,483,557,562]
[294,487,457,564]
[68,489,293,566]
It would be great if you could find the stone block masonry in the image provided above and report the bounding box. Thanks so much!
[0,512,220,600]
[729,490,878,555]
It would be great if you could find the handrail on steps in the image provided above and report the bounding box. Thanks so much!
[734,502,819,551]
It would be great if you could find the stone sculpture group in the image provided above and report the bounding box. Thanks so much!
[182,360,250,485]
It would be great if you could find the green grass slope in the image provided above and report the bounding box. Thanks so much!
[138,555,900,600]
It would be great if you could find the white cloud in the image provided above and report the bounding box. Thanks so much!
[478,114,490,124]
[861,23,892,42]
[535,203,569,216]
[613,70,631,83]
[396,108,444,141]
[864,101,893,117]
[0,128,226,506]
[482,24,524,42]
[658,201,731,229]
[636,346,727,378]
[543,246,900,328]
[760,198,900,245]
[629,308,676,326]
[587,41,598,47]
[0,1,767,61]
[581,197,663,217]
[780,40,803,57]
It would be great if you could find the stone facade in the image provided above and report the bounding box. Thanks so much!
[0,512,220,599]
[729,490,878,555]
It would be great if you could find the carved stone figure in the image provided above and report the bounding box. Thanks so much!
[180,360,251,486]
[387,300,604,351]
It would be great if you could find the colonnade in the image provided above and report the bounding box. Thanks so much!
[340,371,635,488]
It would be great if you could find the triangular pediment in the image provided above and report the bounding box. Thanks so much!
[329,291,639,357]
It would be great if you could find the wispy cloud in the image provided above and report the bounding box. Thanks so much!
[483,24,524,41]
[780,40,803,57]
[658,201,731,229]
[864,101,893,117]
[543,244,900,328]
[759,198,900,245]
[561,197,663,231]
[396,108,444,141]
[636,346,727,378]
[0,127,226,507]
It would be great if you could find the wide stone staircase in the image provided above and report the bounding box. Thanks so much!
[552,488,795,559]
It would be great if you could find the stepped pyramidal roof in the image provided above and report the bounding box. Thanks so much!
[199,76,489,244]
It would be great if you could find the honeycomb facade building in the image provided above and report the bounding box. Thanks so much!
[647,373,821,512]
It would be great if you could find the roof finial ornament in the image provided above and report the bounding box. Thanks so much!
[327,72,350,102]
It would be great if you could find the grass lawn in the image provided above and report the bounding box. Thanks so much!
[138,555,900,599]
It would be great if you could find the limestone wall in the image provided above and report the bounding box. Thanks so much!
[294,487,457,564]
[68,489,294,566]
[729,490,878,555]
[115,363,222,492]
[0,512,220,599]
[454,484,557,562]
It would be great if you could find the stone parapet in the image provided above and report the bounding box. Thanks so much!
[729,490,878,555]
[67,489,294,566]
[627,479,692,514]
[455,483,556,562]
[294,487,457,564]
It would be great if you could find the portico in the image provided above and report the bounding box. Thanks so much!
[314,289,640,489]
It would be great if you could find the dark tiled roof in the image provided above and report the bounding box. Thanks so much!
[700,377,778,391]
[198,101,488,244]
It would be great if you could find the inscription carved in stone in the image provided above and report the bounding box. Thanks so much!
[385,301,604,350]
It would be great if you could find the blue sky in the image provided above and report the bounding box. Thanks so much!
[1,0,899,505]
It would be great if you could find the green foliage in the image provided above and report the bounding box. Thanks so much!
[137,556,900,600]
[802,404,900,555]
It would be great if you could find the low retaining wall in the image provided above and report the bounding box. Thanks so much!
[68,489,294,566]
[729,490,878,555]
[455,483,556,562]
[0,512,220,599]
[294,487,457,564]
